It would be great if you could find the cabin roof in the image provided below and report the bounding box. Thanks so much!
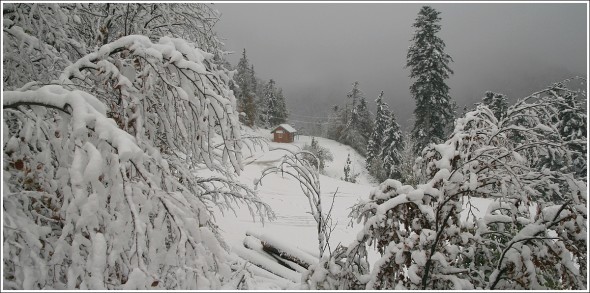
[271,124,297,133]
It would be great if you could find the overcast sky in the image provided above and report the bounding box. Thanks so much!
[213,2,587,130]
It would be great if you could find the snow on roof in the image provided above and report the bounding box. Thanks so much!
[271,124,297,133]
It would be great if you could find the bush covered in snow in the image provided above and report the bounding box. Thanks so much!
[302,137,333,173]
[307,79,587,290]
[3,3,273,290]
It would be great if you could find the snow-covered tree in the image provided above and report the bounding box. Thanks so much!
[302,137,333,173]
[3,4,273,290]
[380,113,403,180]
[342,154,358,183]
[407,6,455,153]
[235,49,257,126]
[366,91,391,167]
[326,105,345,141]
[259,79,288,128]
[317,79,587,290]
[398,132,420,186]
[354,97,373,141]
[338,82,373,156]
[275,87,289,125]
[3,3,224,90]
[259,79,276,128]
[553,81,587,179]
[256,148,333,259]
[481,91,508,120]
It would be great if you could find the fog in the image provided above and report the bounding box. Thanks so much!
[213,3,587,130]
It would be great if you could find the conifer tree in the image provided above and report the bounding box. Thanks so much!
[339,82,373,155]
[482,91,508,120]
[342,154,357,183]
[346,81,362,122]
[380,113,403,179]
[355,97,373,141]
[236,48,252,124]
[261,79,277,128]
[407,6,455,153]
[244,64,258,126]
[366,91,390,167]
[272,87,288,125]
[327,105,345,141]
[256,78,268,127]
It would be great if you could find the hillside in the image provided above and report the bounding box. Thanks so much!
[214,128,494,288]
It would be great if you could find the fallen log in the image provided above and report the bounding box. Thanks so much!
[245,231,318,270]
[233,245,301,283]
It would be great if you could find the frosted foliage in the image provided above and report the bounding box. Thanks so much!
[331,82,373,156]
[3,3,223,91]
[407,6,455,153]
[366,91,390,168]
[321,79,587,290]
[3,16,273,291]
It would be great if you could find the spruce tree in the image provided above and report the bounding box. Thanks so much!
[236,49,250,107]
[327,105,345,141]
[346,81,362,123]
[256,78,267,127]
[244,64,258,126]
[366,91,390,167]
[339,82,372,155]
[355,97,373,141]
[275,87,288,125]
[380,113,403,180]
[407,6,455,153]
[482,91,508,120]
[261,79,277,128]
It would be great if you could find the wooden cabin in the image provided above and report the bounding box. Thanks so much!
[271,124,297,143]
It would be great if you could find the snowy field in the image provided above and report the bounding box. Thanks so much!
[216,129,378,263]
[213,128,493,287]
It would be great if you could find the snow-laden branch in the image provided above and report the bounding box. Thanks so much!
[313,79,587,290]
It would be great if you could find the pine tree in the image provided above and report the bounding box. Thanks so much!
[256,78,268,127]
[482,91,508,120]
[236,48,251,124]
[355,97,373,141]
[366,91,391,167]
[327,105,345,141]
[339,82,373,155]
[261,79,277,128]
[380,113,403,180]
[407,6,455,153]
[244,64,258,126]
[346,81,362,123]
[342,154,356,183]
[275,87,289,125]
[303,137,333,172]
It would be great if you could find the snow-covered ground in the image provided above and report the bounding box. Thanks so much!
[215,128,493,287]
[218,129,377,259]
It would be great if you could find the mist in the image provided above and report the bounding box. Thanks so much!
[213,3,587,131]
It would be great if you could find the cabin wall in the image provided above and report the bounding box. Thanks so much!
[272,128,294,143]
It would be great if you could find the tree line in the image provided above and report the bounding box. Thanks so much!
[232,49,289,128]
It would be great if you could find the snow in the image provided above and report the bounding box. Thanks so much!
[233,246,301,283]
[215,129,380,279]
[215,128,495,287]
[246,230,318,267]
